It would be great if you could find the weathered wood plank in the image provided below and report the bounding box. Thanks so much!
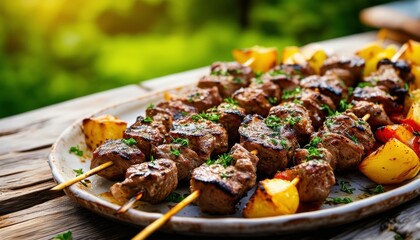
[0,85,147,155]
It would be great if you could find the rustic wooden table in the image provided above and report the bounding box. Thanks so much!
[0,32,419,240]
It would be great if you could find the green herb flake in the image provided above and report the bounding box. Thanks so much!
[171,138,189,147]
[224,97,238,106]
[269,69,289,77]
[53,230,73,240]
[357,82,374,88]
[69,145,83,157]
[348,87,354,96]
[285,116,301,127]
[270,138,279,146]
[293,99,303,105]
[373,185,385,194]
[280,138,287,148]
[338,99,353,112]
[207,153,235,168]
[348,134,359,144]
[264,115,283,130]
[268,97,278,105]
[254,71,263,78]
[165,192,188,203]
[340,181,355,194]
[210,69,229,76]
[122,138,137,146]
[220,172,232,179]
[73,168,84,177]
[192,112,220,123]
[232,77,243,84]
[147,103,155,109]
[321,104,338,117]
[149,155,155,165]
[255,77,264,84]
[143,117,153,123]
[325,197,353,205]
[282,87,301,100]
[170,146,180,158]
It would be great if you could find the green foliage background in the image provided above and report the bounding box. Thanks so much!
[0,0,390,118]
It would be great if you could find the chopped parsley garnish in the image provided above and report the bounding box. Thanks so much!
[232,77,243,84]
[310,136,322,146]
[254,71,263,78]
[321,104,338,117]
[165,192,188,203]
[192,112,220,123]
[284,116,301,127]
[255,77,264,84]
[304,137,324,161]
[357,82,374,88]
[282,87,301,100]
[53,230,73,240]
[338,99,353,112]
[404,82,409,91]
[348,134,359,144]
[293,99,303,105]
[224,97,239,106]
[270,138,279,145]
[122,138,137,146]
[170,146,180,157]
[348,87,354,96]
[147,103,155,109]
[73,168,84,177]
[171,138,189,147]
[340,181,355,194]
[269,69,289,77]
[181,111,189,117]
[207,153,235,168]
[211,69,229,76]
[373,185,385,194]
[69,145,83,157]
[143,117,153,123]
[325,197,353,205]
[325,117,334,128]
[280,138,287,148]
[268,97,278,105]
[264,115,282,130]
[220,172,233,179]
[149,155,155,165]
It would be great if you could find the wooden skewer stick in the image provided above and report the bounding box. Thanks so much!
[243,57,255,67]
[362,113,371,122]
[117,192,144,214]
[132,190,201,240]
[51,161,114,191]
[131,149,259,240]
[391,43,408,62]
[290,177,300,186]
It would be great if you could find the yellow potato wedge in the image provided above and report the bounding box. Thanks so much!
[355,42,385,61]
[402,40,420,66]
[243,178,299,218]
[82,114,127,151]
[307,49,328,75]
[364,45,397,77]
[281,46,302,64]
[232,46,278,72]
[359,138,420,185]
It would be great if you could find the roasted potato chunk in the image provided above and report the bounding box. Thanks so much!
[82,114,127,150]
[307,49,328,75]
[243,178,299,218]
[233,46,278,72]
[359,138,420,185]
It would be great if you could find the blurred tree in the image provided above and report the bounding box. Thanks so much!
[0,0,391,118]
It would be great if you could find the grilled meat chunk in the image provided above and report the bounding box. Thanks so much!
[363,61,406,96]
[276,160,335,202]
[351,86,399,115]
[263,65,309,90]
[321,112,375,154]
[110,159,177,204]
[349,100,393,128]
[145,107,173,133]
[313,132,364,171]
[123,116,166,158]
[190,144,259,214]
[320,55,365,86]
[198,75,245,98]
[212,102,246,146]
[169,117,228,159]
[249,76,282,100]
[153,143,203,182]
[284,88,336,129]
[233,88,272,117]
[293,147,336,170]
[91,139,146,181]
[157,100,198,120]
[299,75,348,105]
[172,86,222,112]
[210,61,255,85]
[268,102,314,144]
[239,114,298,177]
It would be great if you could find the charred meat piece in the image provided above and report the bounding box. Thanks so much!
[263,65,304,90]
[190,144,259,214]
[299,75,348,105]
[172,86,222,112]
[169,117,228,159]
[239,114,298,177]
[153,143,203,182]
[320,112,375,154]
[320,55,365,86]
[210,61,255,85]
[233,88,272,117]
[146,106,173,133]
[293,147,335,170]
[378,58,412,82]
[313,132,364,171]
[363,62,406,96]
[212,102,246,146]
[91,139,146,181]
[349,100,393,128]
[198,75,245,98]
[123,116,166,158]
[351,86,399,115]
[157,100,198,120]
[110,159,177,204]
[283,87,336,129]
[249,76,282,100]
[268,102,314,144]
[275,160,335,202]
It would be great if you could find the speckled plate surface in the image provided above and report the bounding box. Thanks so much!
[49,84,420,236]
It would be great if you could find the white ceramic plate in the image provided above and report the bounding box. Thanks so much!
[49,84,420,236]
